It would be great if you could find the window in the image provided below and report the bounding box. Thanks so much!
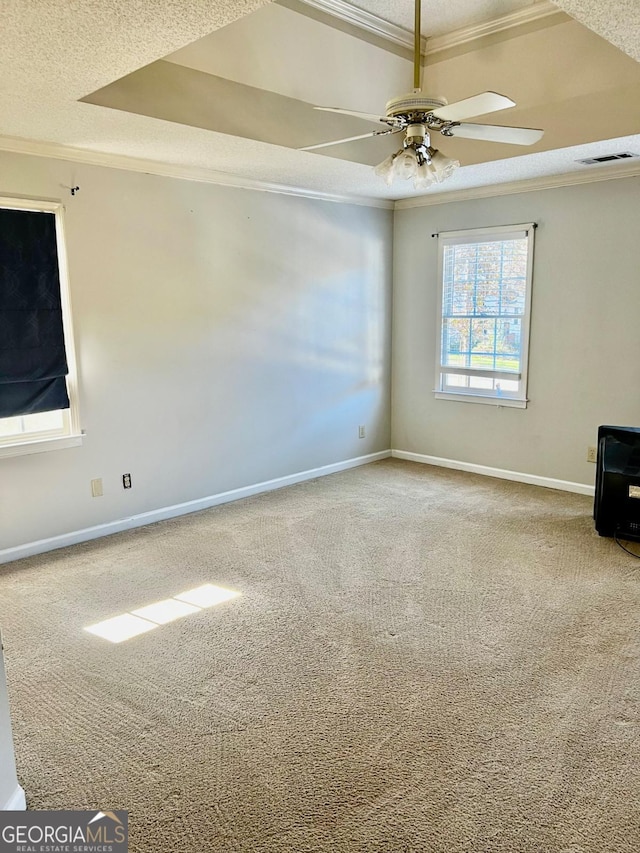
[434,223,535,408]
[0,197,81,457]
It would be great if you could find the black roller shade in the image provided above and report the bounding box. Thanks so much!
[0,207,70,418]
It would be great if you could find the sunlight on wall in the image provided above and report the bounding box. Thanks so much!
[84,583,241,643]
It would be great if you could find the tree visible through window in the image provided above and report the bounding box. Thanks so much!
[435,224,535,407]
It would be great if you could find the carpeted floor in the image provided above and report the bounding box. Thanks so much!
[1,459,639,852]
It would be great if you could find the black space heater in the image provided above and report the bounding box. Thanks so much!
[594,425,640,541]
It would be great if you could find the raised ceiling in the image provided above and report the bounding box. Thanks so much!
[0,0,638,203]
[331,0,539,35]
[550,0,640,62]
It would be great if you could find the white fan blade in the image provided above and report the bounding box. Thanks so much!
[433,92,515,122]
[314,106,392,125]
[448,123,544,145]
[300,128,396,152]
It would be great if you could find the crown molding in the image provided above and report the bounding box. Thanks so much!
[425,1,563,56]
[0,135,394,210]
[297,0,426,53]
[394,161,640,209]
[297,0,562,57]
[4,135,636,215]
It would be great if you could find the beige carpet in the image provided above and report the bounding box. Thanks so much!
[1,459,639,852]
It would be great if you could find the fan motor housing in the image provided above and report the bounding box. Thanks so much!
[385,93,448,119]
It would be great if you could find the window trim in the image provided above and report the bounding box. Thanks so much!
[434,222,535,409]
[0,196,83,455]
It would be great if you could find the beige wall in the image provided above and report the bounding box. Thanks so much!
[392,176,640,485]
[2,152,638,559]
[0,152,392,554]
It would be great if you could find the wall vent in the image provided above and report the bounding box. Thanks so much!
[577,151,639,165]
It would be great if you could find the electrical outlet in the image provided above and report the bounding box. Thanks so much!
[91,478,103,497]
[358,425,366,439]
[587,446,598,463]
[122,473,132,489]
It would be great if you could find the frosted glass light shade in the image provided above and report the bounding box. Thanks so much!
[373,153,397,186]
[431,150,460,182]
[396,150,418,180]
[374,145,460,191]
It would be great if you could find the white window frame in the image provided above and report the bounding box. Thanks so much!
[0,196,82,458]
[434,223,535,409]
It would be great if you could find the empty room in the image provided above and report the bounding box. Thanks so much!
[1,0,639,851]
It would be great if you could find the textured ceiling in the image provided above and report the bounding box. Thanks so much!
[550,0,640,62]
[84,5,640,170]
[0,0,638,203]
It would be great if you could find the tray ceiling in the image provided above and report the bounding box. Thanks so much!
[0,0,638,202]
[550,0,640,62]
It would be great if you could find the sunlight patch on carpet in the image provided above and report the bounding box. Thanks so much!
[174,583,241,608]
[132,598,201,624]
[85,584,241,643]
[84,612,158,643]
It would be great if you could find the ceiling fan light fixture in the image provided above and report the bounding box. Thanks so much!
[374,144,460,191]
[373,152,398,186]
[305,0,543,188]
[415,160,436,190]
[429,148,460,182]
[374,147,421,185]
[396,149,420,180]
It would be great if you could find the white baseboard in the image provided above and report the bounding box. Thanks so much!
[0,451,391,565]
[392,449,594,496]
[2,784,26,811]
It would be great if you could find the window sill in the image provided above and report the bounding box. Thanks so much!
[434,391,528,409]
[0,433,84,459]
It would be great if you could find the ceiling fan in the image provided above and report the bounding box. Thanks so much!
[300,0,544,190]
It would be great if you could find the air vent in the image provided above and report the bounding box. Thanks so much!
[577,152,639,165]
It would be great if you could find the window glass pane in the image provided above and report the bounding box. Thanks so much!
[476,242,503,293]
[470,318,496,368]
[496,318,521,365]
[469,376,493,390]
[468,375,521,395]
[445,373,468,388]
[0,409,65,440]
[22,410,65,431]
[442,375,522,397]
[440,231,530,400]
[496,378,519,393]
[475,278,500,315]
[441,317,471,367]
[442,319,521,372]
[501,279,526,315]
[0,417,23,437]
